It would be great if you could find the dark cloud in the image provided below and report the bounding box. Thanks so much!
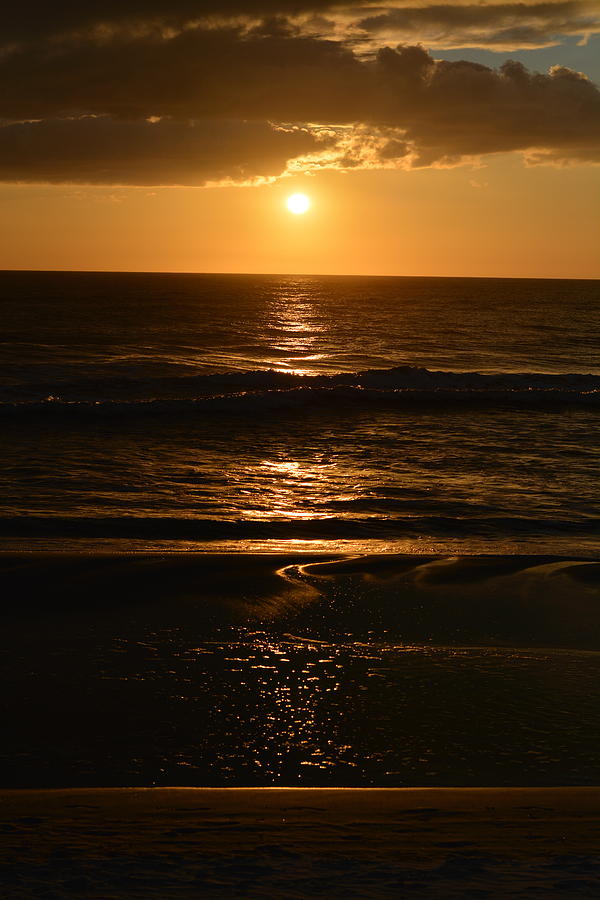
[0,118,324,185]
[357,2,600,49]
[380,57,600,164]
[0,28,363,123]
[2,1,597,50]
[1,14,598,183]
[0,2,335,42]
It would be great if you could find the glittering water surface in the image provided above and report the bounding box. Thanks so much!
[4,623,600,788]
[2,272,599,380]
[1,272,600,552]
[2,272,600,788]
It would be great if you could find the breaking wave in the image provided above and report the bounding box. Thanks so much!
[2,366,600,417]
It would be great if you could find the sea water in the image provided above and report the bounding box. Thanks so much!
[1,271,600,787]
[1,270,600,554]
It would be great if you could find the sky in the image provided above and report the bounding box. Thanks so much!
[0,0,599,276]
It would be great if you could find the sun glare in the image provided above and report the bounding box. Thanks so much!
[287,193,311,215]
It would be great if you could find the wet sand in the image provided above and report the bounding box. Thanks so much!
[2,550,600,648]
[1,787,599,898]
[2,554,600,895]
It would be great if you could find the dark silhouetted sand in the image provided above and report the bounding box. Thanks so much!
[1,787,600,898]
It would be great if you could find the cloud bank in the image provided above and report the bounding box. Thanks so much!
[2,1,599,48]
[1,3,599,184]
[0,119,325,186]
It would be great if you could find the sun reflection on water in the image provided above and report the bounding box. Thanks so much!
[90,627,600,786]
[265,286,328,373]
[197,634,367,779]
[238,456,341,520]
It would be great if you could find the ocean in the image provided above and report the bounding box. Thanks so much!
[2,270,600,788]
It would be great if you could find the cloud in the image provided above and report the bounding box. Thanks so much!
[0,117,325,185]
[384,55,600,165]
[0,14,598,184]
[0,28,363,123]
[355,2,600,51]
[0,2,332,42]
[2,1,598,50]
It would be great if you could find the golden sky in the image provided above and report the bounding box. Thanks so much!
[1,1,599,277]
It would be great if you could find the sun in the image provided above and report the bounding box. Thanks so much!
[286,193,311,215]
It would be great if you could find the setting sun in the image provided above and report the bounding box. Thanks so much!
[286,193,311,215]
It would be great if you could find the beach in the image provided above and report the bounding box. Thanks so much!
[2,273,600,895]
[1,0,600,882]
[3,550,599,645]
[2,786,600,898]
[2,551,600,792]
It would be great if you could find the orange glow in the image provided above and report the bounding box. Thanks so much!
[0,158,599,277]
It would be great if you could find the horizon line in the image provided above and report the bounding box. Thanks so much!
[1,268,599,282]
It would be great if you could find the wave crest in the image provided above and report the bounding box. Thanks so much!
[2,365,600,417]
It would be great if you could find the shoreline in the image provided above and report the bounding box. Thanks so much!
[2,550,599,649]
